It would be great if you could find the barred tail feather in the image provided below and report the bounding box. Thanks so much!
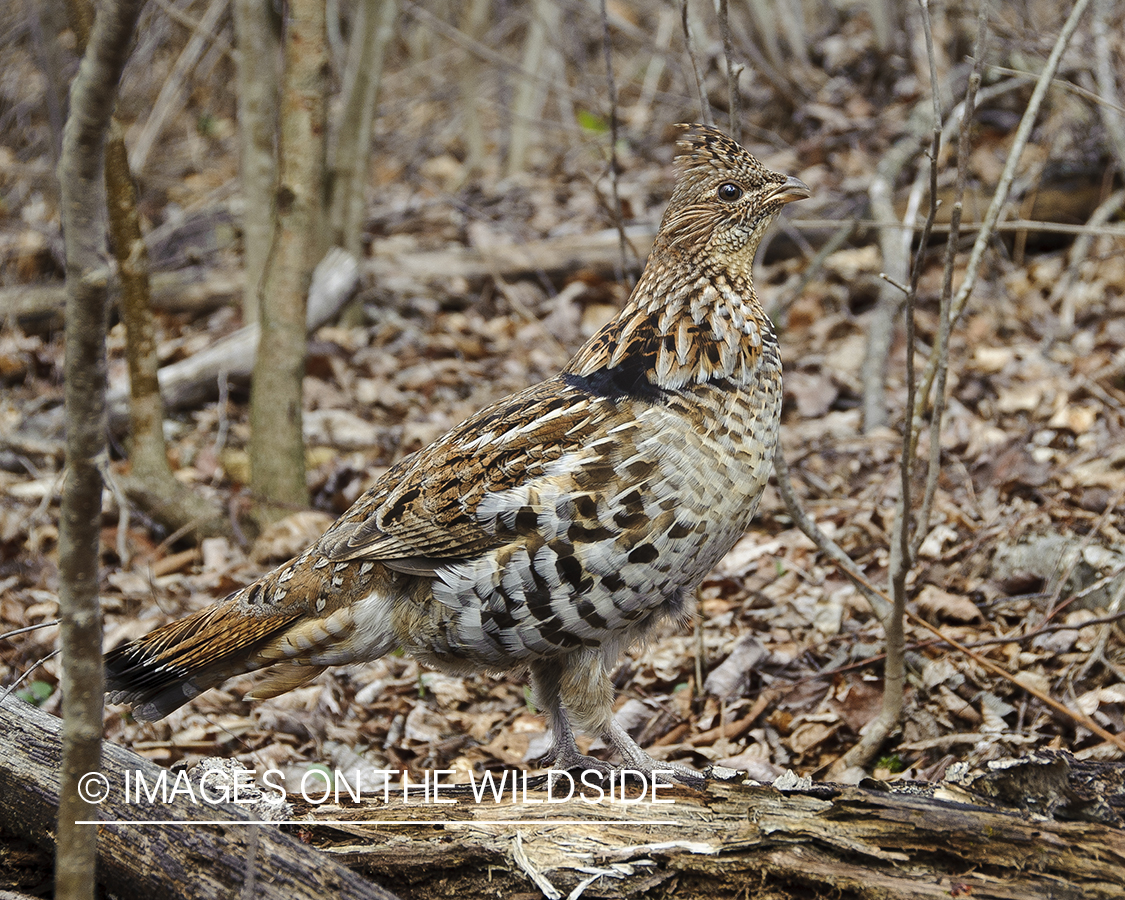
[105,600,302,720]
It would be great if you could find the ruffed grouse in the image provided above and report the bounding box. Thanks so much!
[106,125,808,784]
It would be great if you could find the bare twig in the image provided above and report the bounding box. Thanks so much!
[790,217,1125,238]
[772,445,891,622]
[128,0,227,174]
[910,0,1089,440]
[402,0,584,108]
[679,0,711,125]
[1075,573,1125,683]
[717,0,739,134]
[949,0,1091,328]
[767,219,858,323]
[0,649,60,709]
[835,0,946,775]
[599,0,628,284]
[905,609,1125,753]
[914,195,961,553]
[730,9,803,102]
[913,1,989,556]
[148,0,233,60]
[486,267,568,364]
[1042,490,1125,626]
[0,621,60,641]
[990,60,1125,113]
[1048,188,1125,332]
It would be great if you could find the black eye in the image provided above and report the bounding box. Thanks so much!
[717,182,743,202]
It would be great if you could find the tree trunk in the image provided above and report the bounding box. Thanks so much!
[55,0,148,894]
[327,0,397,258]
[232,0,281,325]
[106,122,232,543]
[249,0,328,527]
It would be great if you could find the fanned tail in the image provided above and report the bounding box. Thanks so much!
[105,599,303,720]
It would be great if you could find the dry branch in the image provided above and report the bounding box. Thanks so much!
[366,223,657,290]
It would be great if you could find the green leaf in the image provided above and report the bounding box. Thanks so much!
[305,763,334,789]
[16,680,54,706]
[576,110,609,133]
[875,754,906,773]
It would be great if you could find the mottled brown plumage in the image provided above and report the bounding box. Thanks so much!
[106,125,808,784]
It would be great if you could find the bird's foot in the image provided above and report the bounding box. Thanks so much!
[542,742,703,790]
[541,744,616,784]
[615,750,705,790]
[606,721,705,789]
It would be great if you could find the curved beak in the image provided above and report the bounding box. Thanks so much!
[770,175,811,205]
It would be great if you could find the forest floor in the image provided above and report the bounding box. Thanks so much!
[0,0,1123,816]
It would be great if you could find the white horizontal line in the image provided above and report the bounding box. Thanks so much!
[77,819,679,827]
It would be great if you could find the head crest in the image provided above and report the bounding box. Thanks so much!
[672,124,775,188]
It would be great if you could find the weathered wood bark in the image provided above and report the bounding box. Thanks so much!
[1,697,1120,898]
[293,760,1125,900]
[0,701,400,900]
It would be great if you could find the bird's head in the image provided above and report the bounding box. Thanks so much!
[659,124,809,280]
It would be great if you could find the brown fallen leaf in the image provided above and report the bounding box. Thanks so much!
[915,584,982,624]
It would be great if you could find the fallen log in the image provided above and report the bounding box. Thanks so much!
[367,224,657,291]
[2,690,1121,899]
[1,267,242,336]
[0,698,399,900]
[290,757,1125,899]
[104,247,359,432]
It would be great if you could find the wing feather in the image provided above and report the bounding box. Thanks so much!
[318,376,612,564]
